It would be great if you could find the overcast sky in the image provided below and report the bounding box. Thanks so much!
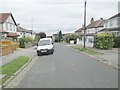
[0,0,119,35]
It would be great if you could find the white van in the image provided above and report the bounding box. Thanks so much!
[36,38,54,56]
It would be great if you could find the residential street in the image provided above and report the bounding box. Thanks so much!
[11,43,118,88]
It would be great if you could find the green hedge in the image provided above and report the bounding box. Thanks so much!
[19,36,33,48]
[94,33,114,50]
[113,36,120,48]
[19,38,25,48]
[63,33,78,43]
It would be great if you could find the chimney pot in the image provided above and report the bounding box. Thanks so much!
[91,18,94,23]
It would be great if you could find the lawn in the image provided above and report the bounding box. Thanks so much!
[0,56,29,84]
[71,46,103,55]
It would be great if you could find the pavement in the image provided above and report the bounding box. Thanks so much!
[0,46,37,66]
[65,43,119,69]
[6,43,118,88]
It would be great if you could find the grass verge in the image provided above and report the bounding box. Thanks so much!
[0,56,29,84]
[71,46,103,55]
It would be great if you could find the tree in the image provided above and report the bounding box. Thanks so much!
[39,32,46,38]
[54,31,63,42]
[34,32,46,42]
[63,33,78,43]
[58,31,62,42]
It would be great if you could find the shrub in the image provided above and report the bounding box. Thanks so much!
[64,33,78,43]
[25,36,33,43]
[19,38,25,48]
[113,36,120,48]
[94,33,114,50]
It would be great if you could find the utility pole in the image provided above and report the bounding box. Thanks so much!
[31,19,33,35]
[83,0,87,48]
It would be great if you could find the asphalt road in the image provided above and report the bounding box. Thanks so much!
[17,43,118,88]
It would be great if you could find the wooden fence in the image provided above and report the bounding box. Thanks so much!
[0,40,19,56]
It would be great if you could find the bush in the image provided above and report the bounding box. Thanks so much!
[64,33,78,43]
[19,36,33,48]
[19,38,25,48]
[113,36,120,48]
[94,33,114,50]
[24,36,33,43]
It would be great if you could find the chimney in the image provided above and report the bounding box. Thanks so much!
[17,23,20,27]
[91,18,94,23]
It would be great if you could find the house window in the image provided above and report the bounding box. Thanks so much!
[13,25,15,32]
[5,23,8,30]
[10,24,12,31]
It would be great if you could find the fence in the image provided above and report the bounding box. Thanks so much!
[0,40,19,56]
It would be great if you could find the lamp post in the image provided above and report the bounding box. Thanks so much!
[83,0,87,48]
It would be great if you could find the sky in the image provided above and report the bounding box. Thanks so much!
[0,0,119,35]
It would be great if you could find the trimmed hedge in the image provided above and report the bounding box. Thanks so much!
[94,33,114,50]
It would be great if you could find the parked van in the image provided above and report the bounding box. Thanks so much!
[36,38,54,56]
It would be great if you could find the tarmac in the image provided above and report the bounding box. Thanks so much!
[65,44,119,69]
[0,44,119,68]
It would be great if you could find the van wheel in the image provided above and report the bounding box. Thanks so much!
[51,51,53,54]
[37,52,41,56]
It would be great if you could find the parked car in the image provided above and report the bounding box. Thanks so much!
[36,38,54,56]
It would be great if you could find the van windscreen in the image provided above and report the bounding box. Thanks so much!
[38,40,50,46]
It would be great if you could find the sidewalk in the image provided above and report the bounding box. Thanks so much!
[65,43,119,68]
[89,47,118,66]
[0,46,37,66]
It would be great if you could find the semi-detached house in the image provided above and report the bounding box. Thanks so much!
[0,13,18,41]
[75,18,106,47]
[99,13,120,37]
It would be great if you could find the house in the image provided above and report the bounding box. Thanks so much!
[0,13,18,41]
[17,25,33,38]
[99,13,120,37]
[76,18,107,47]
[75,27,84,36]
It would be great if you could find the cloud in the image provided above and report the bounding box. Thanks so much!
[0,0,119,35]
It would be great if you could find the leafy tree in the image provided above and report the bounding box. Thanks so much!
[39,32,46,38]
[54,31,63,42]
[58,31,62,42]
[34,32,46,42]
[63,33,78,43]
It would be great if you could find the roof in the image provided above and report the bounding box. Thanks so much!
[17,26,33,33]
[109,13,120,19]
[7,32,19,37]
[86,19,107,29]
[0,13,17,25]
[75,28,84,33]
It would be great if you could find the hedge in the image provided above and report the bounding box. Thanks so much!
[94,33,114,50]
[63,33,78,43]
[113,36,120,48]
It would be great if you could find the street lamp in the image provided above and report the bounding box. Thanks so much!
[83,0,87,48]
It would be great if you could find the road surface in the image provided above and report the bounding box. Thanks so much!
[16,43,118,88]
